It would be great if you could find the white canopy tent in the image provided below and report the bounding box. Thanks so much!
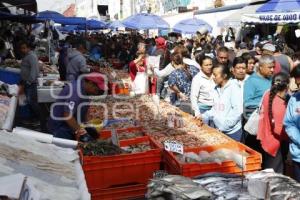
[218,3,265,28]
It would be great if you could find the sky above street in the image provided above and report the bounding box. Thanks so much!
[37,0,75,12]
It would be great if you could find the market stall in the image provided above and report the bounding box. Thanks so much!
[79,94,262,199]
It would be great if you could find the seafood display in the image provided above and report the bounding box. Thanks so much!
[2,59,19,68]
[118,131,144,140]
[80,140,125,156]
[80,139,153,156]
[0,95,11,128]
[146,175,213,199]
[177,149,249,170]
[41,64,59,74]
[148,171,300,200]
[245,170,300,199]
[87,95,231,147]
[194,173,256,200]
[97,66,131,83]
[121,142,152,153]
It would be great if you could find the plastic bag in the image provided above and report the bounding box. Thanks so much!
[132,72,149,94]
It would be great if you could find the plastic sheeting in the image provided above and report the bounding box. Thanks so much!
[0,130,90,200]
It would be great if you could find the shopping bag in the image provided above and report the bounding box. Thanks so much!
[132,72,149,94]
[146,55,161,76]
[244,108,260,135]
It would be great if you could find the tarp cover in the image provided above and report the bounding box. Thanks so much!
[242,0,300,24]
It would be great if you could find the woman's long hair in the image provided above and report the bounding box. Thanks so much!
[268,72,290,131]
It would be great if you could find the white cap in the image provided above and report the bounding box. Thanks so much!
[262,43,276,52]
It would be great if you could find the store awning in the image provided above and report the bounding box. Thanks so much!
[0,0,37,13]
[242,0,300,24]
[218,1,267,28]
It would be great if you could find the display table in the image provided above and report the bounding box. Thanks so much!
[37,86,64,103]
[2,96,17,131]
[0,67,21,84]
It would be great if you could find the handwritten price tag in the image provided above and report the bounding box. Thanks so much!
[164,140,184,155]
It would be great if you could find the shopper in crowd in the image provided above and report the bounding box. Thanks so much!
[19,40,47,132]
[201,63,243,141]
[191,54,215,117]
[243,55,274,150]
[129,42,147,81]
[48,73,107,140]
[257,72,290,174]
[66,40,90,81]
[274,41,294,74]
[241,52,256,75]
[154,37,170,97]
[178,44,200,69]
[168,52,199,113]
[232,57,248,102]
[261,43,281,74]
[58,36,71,81]
[213,46,232,69]
[284,65,300,182]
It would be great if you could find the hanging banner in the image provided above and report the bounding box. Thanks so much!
[242,12,300,24]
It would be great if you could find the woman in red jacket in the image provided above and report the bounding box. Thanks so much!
[257,72,290,173]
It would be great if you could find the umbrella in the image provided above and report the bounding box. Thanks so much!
[122,13,169,30]
[173,18,212,34]
[108,20,125,29]
[78,19,107,30]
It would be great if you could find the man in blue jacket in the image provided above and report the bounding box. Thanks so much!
[243,55,274,149]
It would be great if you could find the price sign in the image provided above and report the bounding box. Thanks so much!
[164,140,184,155]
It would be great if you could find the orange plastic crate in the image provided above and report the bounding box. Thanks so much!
[100,126,145,140]
[109,82,130,95]
[81,136,162,190]
[90,184,146,200]
[163,142,262,177]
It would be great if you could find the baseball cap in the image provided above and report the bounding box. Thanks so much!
[155,37,166,48]
[85,73,108,91]
[262,43,276,52]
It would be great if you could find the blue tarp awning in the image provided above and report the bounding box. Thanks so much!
[242,0,300,24]
[0,11,44,23]
[36,10,86,25]
[77,19,107,30]
[256,0,300,13]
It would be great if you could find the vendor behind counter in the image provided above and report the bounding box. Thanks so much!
[48,72,107,141]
